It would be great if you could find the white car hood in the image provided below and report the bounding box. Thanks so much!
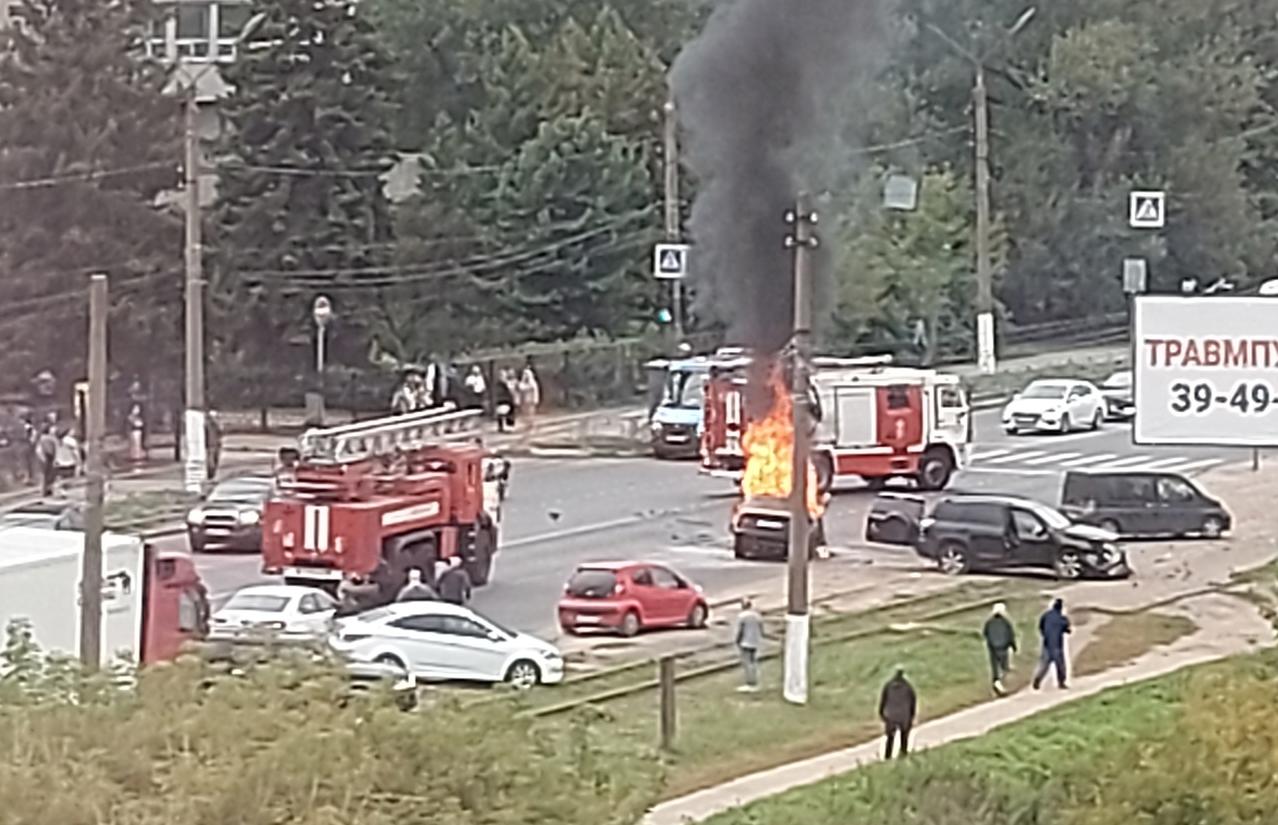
[1004,397,1065,416]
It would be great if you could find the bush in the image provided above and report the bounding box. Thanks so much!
[0,622,661,825]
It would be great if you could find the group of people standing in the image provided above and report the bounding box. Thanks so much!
[732,596,1075,760]
[336,559,473,617]
[392,361,541,435]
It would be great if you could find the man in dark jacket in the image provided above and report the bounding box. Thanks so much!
[982,602,1017,695]
[437,558,472,605]
[878,666,917,759]
[396,569,439,602]
[1032,598,1072,689]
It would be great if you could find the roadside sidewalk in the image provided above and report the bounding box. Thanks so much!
[643,591,1271,825]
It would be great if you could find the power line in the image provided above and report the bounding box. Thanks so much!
[0,162,175,191]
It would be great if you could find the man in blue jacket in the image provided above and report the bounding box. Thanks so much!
[1032,598,1071,689]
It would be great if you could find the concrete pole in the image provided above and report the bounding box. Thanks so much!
[973,64,997,374]
[183,85,207,492]
[663,100,684,341]
[80,274,108,670]
[784,194,816,705]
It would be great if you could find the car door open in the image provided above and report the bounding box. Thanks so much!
[865,494,926,546]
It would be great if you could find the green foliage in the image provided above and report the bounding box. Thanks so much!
[0,0,180,393]
[209,0,398,387]
[0,622,662,824]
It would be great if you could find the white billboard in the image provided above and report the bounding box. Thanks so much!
[1134,296,1278,445]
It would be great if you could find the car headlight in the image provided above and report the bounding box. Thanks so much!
[186,508,204,524]
[239,510,261,526]
[650,421,664,432]
[539,649,563,661]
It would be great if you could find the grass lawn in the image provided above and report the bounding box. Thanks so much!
[702,652,1273,825]
[1072,610,1197,677]
[104,490,196,528]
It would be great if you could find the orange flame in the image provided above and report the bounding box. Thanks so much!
[741,371,824,519]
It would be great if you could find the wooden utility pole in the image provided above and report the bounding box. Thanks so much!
[973,64,996,374]
[663,99,684,340]
[658,656,677,750]
[183,84,208,493]
[80,274,108,670]
[783,195,818,705]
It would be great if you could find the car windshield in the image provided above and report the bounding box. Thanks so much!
[208,479,272,503]
[1021,382,1069,400]
[1103,371,1132,389]
[566,569,617,597]
[663,370,706,409]
[1025,502,1071,530]
[224,593,289,612]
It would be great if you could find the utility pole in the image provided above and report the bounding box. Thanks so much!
[663,99,684,341]
[783,195,818,705]
[183,84,207,493]
[80,274,108,670]
[973,64,996,374]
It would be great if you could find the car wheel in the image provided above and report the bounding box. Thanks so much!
[687,602,709,629]
[937,543,969,575]
[619,610,641,638]
[1059,414,1072,434]
[1054,551,1084,580]
[1099,518,1122,536]
[374,654,409,676]
[505,659,541,689]
[1090,410,1102,430]
[916,449,954,492]
[1202,516,1225,539]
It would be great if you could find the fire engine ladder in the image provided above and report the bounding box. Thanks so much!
[298,408,484,465]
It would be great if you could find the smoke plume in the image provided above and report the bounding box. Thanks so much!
[670,0,887,354]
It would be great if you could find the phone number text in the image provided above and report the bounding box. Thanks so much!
[1169,382,1278,415]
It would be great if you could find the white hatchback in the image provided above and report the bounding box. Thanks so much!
[209,584,337,643]
[329,602,564,688]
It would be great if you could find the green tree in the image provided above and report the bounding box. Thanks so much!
[0,0,180,394]
[209,0,398,389]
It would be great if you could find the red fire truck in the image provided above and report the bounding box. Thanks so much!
[701,355,972,492]
[260,409,499,603]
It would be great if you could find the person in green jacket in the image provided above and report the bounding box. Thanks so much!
[982,602,1017,695]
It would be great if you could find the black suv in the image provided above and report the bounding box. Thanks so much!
[865,493,1130,580]
[1060,470,1231,539]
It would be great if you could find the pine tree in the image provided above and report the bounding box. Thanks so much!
[210,0,397,385]
[0,0,179,393]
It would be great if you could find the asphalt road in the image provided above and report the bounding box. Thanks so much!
[171,406,1250,637]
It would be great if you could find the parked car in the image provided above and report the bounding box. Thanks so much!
[557,562,709,637]
[329,601,563,688]
[865,493,1131,580]
[1098,370,1135,420]
[209,584,337,643]
[1002,379,1104,434]
[1060,470,1231,538]
[186,475,275,552]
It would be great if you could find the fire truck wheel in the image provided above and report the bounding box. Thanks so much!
[814,454,835,495]
[916,449,954,492]
[505,659,542,689]
[619,611,641,638]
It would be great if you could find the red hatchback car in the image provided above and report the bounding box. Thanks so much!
[557,562,709,637]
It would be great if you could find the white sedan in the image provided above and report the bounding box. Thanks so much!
[209,584,337,643]
[1002,379,1105,434]
[329,601,564,688]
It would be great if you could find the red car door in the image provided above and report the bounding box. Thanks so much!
[648,566,691,626]
[627,567,661,624]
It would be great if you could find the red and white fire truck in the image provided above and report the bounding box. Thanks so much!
[261,409,500,604]
[701,355,972,492]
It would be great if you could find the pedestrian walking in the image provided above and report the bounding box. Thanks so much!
[878,665,917,759]
[395,568,439,602]
[1032,598,1072,690]
[36,424,58,497]
[54,429,80,489]
[982,602,1017,695]
[734,598,764,692]
[464,365,488,411]
[494,369,517,432]
[205,412,222,480]
[437,557,472,605]
[516,361,540,433]
[20,414,36,484]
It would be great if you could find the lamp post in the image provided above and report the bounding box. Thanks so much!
[179,11,266,492]
[312,295,333,425]
[925,7,1036,376]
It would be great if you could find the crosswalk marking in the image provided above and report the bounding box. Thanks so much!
[1023,451,1082,466]
[1116,456,1195,472]
[1089,455,1156,470]
[1164,457,1225,474]
[986,450,1048,465]
[969,448,1011,461]
[1058,453,1118,467]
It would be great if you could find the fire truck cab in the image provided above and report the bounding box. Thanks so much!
[261,409,500,605]
[702,356,971,492]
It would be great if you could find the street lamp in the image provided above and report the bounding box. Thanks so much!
[925,7,1036,376]
[312,295,334,425]
[179,11,266,493]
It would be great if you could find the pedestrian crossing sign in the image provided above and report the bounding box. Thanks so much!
[653,243,690,280]
[1129,190,1165,229]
